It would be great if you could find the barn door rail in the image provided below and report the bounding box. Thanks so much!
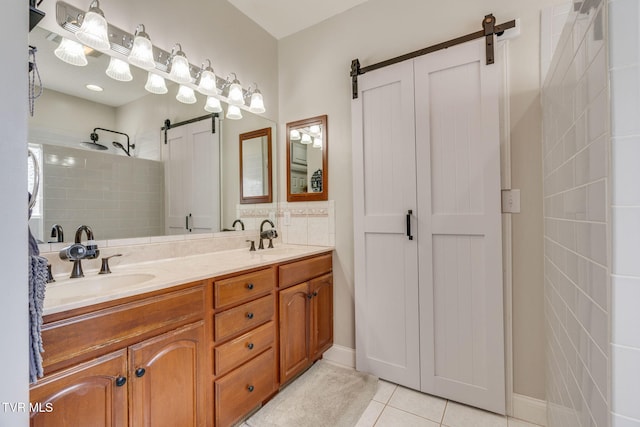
[350,13,515,99]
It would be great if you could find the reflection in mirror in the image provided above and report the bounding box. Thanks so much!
[286,115,328,202]
[27,26,276,243]
[240,128,272,204]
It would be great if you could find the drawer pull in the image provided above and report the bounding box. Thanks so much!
[307,293,313,299]
[313,291,318,297]
[135,368,146,378]
[247,385,255,392]
[247,312,254,319]
[247,283,254,290]
[115,376,127,387]
[247,342,254,350]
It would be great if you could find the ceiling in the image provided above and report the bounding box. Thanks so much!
[227,0,371,39]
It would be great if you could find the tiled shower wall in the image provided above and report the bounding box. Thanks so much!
[40,145,164,241]
[542,2,610,427]
[609,0,640,425]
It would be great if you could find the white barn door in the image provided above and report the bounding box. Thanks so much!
[414,40,505,414]
[353,38,505,414]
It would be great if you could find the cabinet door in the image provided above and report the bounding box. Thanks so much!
[310,274,333,359]
[279,282,310,384]
[30,350,128,427]
[129,321,205,427]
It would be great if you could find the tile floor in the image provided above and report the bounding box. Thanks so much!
[356,380,544,427]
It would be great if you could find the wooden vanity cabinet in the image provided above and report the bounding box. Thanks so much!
[30,284,207,427]
[278,254,333,384]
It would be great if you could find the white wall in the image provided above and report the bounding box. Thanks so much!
[609,0,640,425]
[278,0,565,400]
[542,2,609,426]
[0,0,28,424]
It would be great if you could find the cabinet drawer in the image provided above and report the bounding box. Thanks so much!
[215,268,275,309]
[215,294,274,342]
[215,321,275,376]
[215,348,277,427]
[279,253,332,289]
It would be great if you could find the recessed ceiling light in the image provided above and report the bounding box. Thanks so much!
[85,84,103,92]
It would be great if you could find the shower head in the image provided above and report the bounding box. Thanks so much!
[112,141,132,157]
[81,132,108,150]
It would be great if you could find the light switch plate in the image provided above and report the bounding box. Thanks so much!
[501,189,521,213]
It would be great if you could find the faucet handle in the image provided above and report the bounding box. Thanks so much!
[99,254,122,274]
[246,240,256,252]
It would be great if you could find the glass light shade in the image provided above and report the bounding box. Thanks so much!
[75,1,110,51]
[144,72,167,94]
[228,82,244,105]
[197,70,217,96]
[204,96,222,113]
[313,137,322,149]
[309,125,320,136]
[128,29,155,70]
[249,91,265,114]
[226,104,243,120]
[301,134,312,144]
[176,85,197,104]
[105,57,133,81]
[290,130,301,140]
[169,52,191,84]
[54,38,88,66]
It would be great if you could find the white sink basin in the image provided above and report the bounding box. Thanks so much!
[46,273,156,305]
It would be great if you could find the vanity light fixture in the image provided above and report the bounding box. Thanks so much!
[105,57,133,82]
[301,133,312,144]
[75,0,110,51]
[290,130,301,140]
[204,96,223,113]
[144,72,168,94]
[127,24,155,70]
[226,104,243,120]
[54,38,88,66]
[309,125,320,136]
[246,84,266,114]
[224,73,245,106]
[168,44,192,84]
[176,85,197,104]
[196,59,218,96]
[313,137,322,149]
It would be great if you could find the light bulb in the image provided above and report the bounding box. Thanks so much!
[290,130,301,140]
[309,125,320,135]
[226,104,243,120]
[169,44,191,84]
[249,91,265,114]
[176,85,197,104]
[301,134,312,144]
[75,0,110,51]
[128,25,155,70]
[144,72,168,94]
[313,138,322,148]
[204,96,222,113]
[54,38,88,66]
[105,57,133,81]
[197,60,217,96]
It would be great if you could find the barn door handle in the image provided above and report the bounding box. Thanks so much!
[406,210,413,240]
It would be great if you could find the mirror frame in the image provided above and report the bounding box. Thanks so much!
[286,115,328,202]
[239,127,273,204]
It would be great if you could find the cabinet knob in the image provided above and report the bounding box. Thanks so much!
[247,312,254,319]
[307,293,313,299]
[247,342,254,350]
[247,283,254,290]
[313,291,318,297]
[135,368,146,378]
[115,376,127,387]
[247,385,255,392]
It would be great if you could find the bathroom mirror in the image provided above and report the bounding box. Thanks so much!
[240,128,272,204]
[286,115,328,202]
[27,26,277,243]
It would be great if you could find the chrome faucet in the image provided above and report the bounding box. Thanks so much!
[49,224,64,243]
[259,219,278,250]
[59,225,99,278]
[232,219,245,230]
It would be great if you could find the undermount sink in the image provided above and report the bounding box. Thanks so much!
[45,273,156,305]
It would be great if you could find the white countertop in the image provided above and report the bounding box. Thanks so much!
[44,244,333,316]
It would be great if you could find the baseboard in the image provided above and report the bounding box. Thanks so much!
[512,393,547,426]
[323,344,355,369]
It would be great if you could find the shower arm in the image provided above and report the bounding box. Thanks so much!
[93,127,134,154]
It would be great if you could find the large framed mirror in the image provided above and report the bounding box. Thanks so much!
[286,115,328,202]
[240,127,272,204]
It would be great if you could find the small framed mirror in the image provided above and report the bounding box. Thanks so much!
[286,115,328,202]
[240,127,272,204]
